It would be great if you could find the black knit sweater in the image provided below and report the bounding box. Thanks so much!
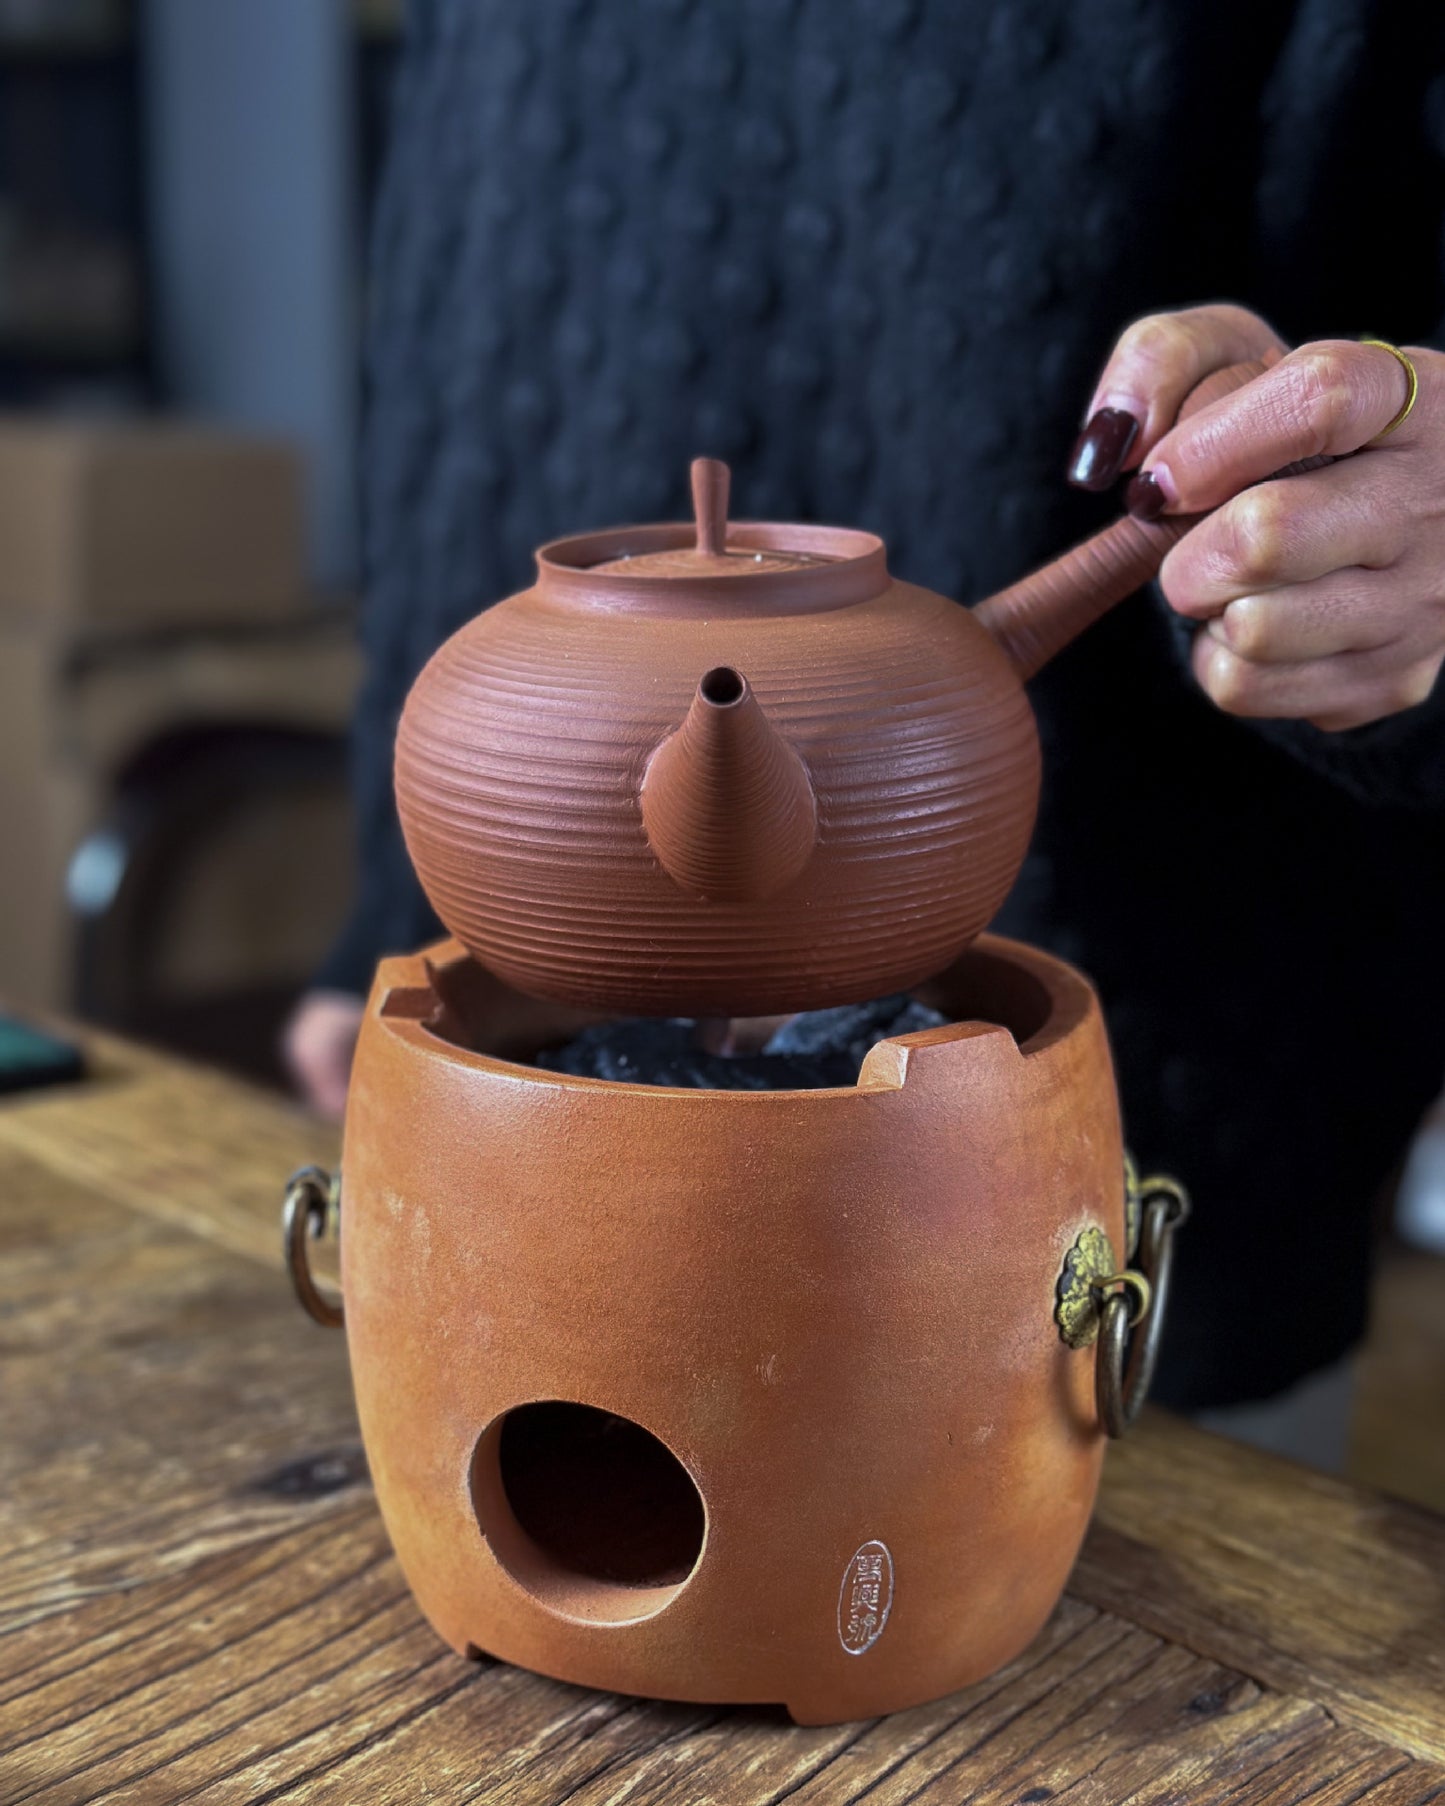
[324,0,1445,1408]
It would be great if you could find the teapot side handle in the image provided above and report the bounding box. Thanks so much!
[970,511,1194,682]
[971,357,1270,682]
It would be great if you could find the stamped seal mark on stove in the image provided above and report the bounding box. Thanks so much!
[838,1540,894,1655]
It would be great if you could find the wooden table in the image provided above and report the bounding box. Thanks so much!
[2,1034,1443,1804]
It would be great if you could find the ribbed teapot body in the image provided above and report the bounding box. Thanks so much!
[395,572,1039,1016]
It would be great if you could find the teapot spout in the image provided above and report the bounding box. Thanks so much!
[642,667,817,903]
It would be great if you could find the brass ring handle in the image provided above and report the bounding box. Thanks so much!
[282,1165,343,1328]
[1096,1177,1190,1438]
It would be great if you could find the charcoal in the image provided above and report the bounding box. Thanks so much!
[763,995,945,1065]
[534,994,948,1090]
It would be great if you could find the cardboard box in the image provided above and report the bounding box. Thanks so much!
[0,420,307,628]
[0,609,358,1011]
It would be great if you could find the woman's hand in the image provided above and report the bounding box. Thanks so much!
[283,989,364,1122]
[1068,304,1445,731]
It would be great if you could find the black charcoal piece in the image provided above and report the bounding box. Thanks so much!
[534,995,948,1090]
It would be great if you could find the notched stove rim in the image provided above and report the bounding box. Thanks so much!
[373,938,1084,1096]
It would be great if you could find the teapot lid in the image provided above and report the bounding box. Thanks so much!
[535,458,888,611]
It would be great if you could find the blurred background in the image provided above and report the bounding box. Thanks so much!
[0,0,400,1085]
[0,0,1439,1507]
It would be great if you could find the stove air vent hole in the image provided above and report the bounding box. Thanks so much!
[471,1401,706,1624]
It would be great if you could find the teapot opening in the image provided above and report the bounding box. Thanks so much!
[699,664,745,706]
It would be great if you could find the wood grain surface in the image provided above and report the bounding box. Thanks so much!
[1,1034,1443,1804]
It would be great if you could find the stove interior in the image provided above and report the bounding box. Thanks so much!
[470,1399,709,1624]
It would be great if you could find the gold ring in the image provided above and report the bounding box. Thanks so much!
[1359,338,1419,439]
[1095,1269,1153,1328]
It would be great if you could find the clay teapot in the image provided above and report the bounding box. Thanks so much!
[396,365,1259,1016]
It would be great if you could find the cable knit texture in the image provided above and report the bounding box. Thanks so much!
[324,0,1445,1407]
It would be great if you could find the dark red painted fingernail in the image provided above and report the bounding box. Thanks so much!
[1125,469,1167,520]
[1067,408,1141,491]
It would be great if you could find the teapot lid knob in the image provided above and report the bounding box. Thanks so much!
[691,457,731,556]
